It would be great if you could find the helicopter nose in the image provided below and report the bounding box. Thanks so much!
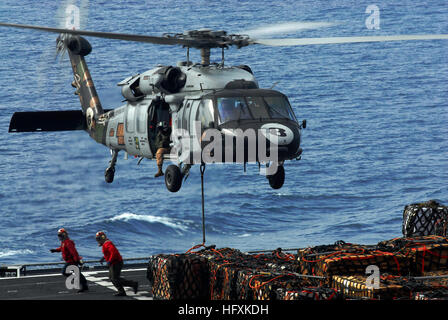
[217,122,300,163]
[259,123,294,146]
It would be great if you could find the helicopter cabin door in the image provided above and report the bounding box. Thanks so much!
[123,103,152,158]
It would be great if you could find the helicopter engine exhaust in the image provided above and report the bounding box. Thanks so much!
[119,66,187,100]
[160,66,187,93]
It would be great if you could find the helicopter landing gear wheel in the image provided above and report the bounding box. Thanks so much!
[104,167,115,183]
[267,164,285,189]
[165,164,182,192]
[105,149,118,184]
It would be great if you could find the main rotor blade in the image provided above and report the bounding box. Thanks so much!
[254,34,448,46]
[241,22,336,38]
[0,22,193,46]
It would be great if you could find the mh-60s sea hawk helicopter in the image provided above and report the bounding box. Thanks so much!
[2,22,448,192]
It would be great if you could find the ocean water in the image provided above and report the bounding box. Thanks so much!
[0,0,447,265]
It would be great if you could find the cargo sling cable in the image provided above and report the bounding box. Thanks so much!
[200,163,206,245]
[186,163,207,253]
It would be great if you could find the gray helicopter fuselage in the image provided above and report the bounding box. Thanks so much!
[103,63,260,160]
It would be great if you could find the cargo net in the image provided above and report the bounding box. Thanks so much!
[297,240,409,279]
[377,235,448,275]
[330,269,448,300]
[402,200,448,237]
[194,247,330,300]
[147,254,210,300]
[147,246,338,300]
[331,273,438,300]
[145,236,448,300]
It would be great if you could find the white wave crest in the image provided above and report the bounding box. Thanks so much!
[0,249,34,258]
[110,212,189,232]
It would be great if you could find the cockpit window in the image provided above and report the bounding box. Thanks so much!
[246,96,270,119]
[217,97,251,124]
[263,96,297,121]
[216,95,296,124]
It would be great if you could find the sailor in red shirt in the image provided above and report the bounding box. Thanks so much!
[96,231,138,296]
[50,228,88,292]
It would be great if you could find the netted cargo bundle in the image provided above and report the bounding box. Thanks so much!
[319,252,408,278]
[298,242,409,279]
[250,272,319,300]
[377,235,448,252]
[402,200,448,237]
[377,236,448,275]
[276,287,341,300]
[297,241,374,275]
[147,254,210,300]
[147,255,173,299]
[407,243,448,274]
[332,274,412,300]
[195,247,303,299]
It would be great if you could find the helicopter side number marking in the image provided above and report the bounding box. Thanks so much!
[260,123,293,145]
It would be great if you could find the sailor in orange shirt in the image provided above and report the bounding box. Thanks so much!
[50,228,88,292]
[96,231,138,296]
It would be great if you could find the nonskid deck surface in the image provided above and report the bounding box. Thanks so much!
[0,265,152,300]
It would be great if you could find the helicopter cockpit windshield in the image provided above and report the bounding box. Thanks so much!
[215,90,297,124]
[217,97,252,123]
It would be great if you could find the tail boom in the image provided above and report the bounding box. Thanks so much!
[61,35,105,143]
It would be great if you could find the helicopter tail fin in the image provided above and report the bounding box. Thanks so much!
[58,35,105,141]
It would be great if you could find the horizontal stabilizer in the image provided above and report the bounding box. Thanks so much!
[9,110,86,132]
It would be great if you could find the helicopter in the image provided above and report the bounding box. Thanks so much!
[1,22,448,193]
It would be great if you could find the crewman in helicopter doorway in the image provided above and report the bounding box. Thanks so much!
[50,228,89,293]
[95,231,139,296]
[154,120,172,178]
